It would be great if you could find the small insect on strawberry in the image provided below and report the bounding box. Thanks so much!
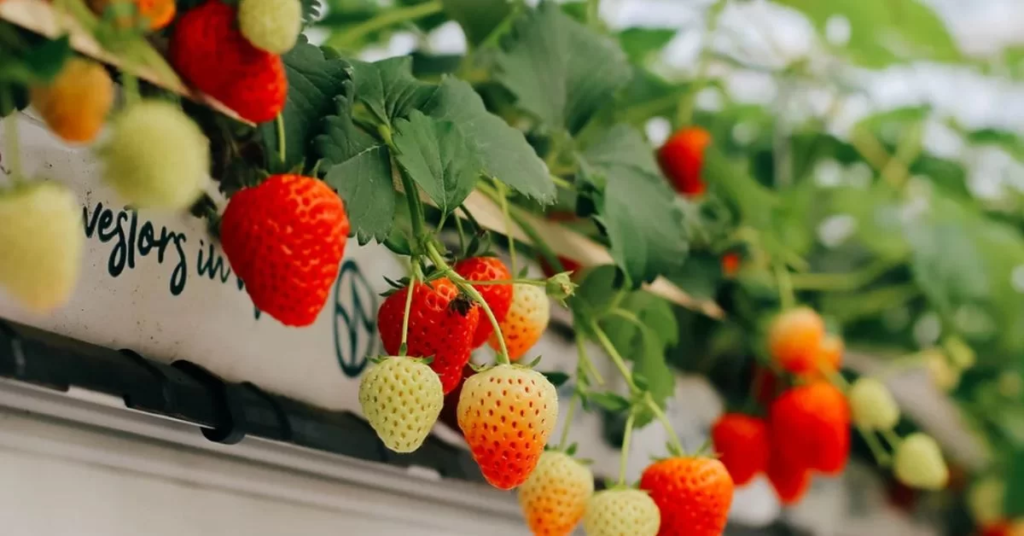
[377,278,479,394]
[457,364,558,490]
[220,174,350,327]
[583,488,660,536]
[640,457,734,536]
[359,357,443,453]
[454,257,513,349]
[518,451,594,536]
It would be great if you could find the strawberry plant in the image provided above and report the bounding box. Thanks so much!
[4,0,1024,532]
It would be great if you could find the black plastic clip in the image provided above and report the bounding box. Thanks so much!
[171,360,247,445]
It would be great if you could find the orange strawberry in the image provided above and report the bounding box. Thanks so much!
[30,58,113,144]
[488,283,550,361]
[518,451,593,535]
[768,307,825,375]
[639,457,734,536]
[658,127,710,197]
[377,279,480,394]
[454,257,513,348]
[169,0,287,123]
[220,174,349,327]
[711,413,769,486]
[801,333,844,382]
[766,440,811,505]
[88,0,175,30]
[770,383,850,475]
[457,364,558,489]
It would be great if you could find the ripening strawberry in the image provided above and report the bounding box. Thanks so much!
[457,364,558,489]
[658,127,710,197]
[894,433,948,491]
[849,377,900,431]
[454,257,512,348]
[800,333,844,382]
[170,0,287,123]
[220,174,349,327]
[640,457,734,536]
[712,413,769,486]
[539,255,582,280]
[488,283,550,361]
[766,440,811,505]
[0,183,83,313]
[518,451,593,536]
[359,356,443,453]
[238,0,301,53]
[99,100,209,210]
[30,57,113,144]
[583,489,660,536]
[770,383,850,475]
[768,307,825,375]
[378,279,479,394]
[88,0,175,30]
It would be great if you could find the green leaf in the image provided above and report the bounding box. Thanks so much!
[393,110,482,216]
[774,0,961,68]
[965,129,1024,162]
[442,0,512,45]
[586,391,631,412]
[618,28,676,64]
[495,1,631,133]
[1005,449,1024,517]
[633,324,674,424]
[258,36,351,171]
[301,0,322,24]
[571,264,626,322]
[581,125,687,285]
[540,371,571,388]
[422,77,554,203]
[316,85,396,244]
[351,57,436,126]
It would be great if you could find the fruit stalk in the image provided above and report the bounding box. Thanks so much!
[591,321,639,393]
[859,426,891,466]
[619,409,636,486]
[399,263,421,356]
[646,393,685,455]
[425,241,512,365]
[275,113,286,164]
[557,395,578,450]
[494,181,517,273]
[477,182,566,274]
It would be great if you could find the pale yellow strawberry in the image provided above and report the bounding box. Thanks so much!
[359,356,443,453]
[849,377,900,430]
[518,451,594,536]
[583,489,660,536]
[0,183,83,313]
[238,0,302,53]
[894,433,948,491]
[488,283,550,361]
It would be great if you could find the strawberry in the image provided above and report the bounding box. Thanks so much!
[849,377,900,430]
[518,451,594,536]
[770,383,850,475]
[453,257,512,348]
[658,127,710,197]
[88,0,175,30]
[456,364,558,489]
[721,252,741,277]
[768,307,825,375]
[539,255,582,280]
[169,0,287,123]
[238,0,302,54]
[583,489,660,536]
[980,522,1014,536]
[766,441,811,505]
[639,457,734,536]
[359,356,443,453]
[0,183,83,313]
[99,100,210,210]
[377,278,479,394]
[30,57,113,144]
[711,413,769,486]
[220,174,349,327]
[800,333,844,382]
[893,433,948,491]
[488,283,550,361]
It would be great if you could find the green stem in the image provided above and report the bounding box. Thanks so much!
[496,181,517,274]
[880,428,902,450]
[327,0,444,49]
[618,410,636,486]
[676,0,727,126]
[591,322,638,393]
[558,394,578,450]
[550,175,574,189]
[2,90,24,185]
[789,258,901,291]
[774,262,795,310]
[426,242,511,365]
[399,263,421,356]
[858,426,891,466]
[647,394,685,455]
[477,182,566,274]
[275,113,287,165]
[576,332,604,386]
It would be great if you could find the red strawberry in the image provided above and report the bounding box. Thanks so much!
[453,257,513,348]
[712,413,769,486]
[220,174,349,327]
[457,364,558,489]
[770,383,850,475]
[768,307,825,375]
[539,255,583,279]
[378,279,479,394]
[639,457,734,536]
[766,441,811,505]
[658,127,711,197]
[721,252,741,277]
[169,0,287,123]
